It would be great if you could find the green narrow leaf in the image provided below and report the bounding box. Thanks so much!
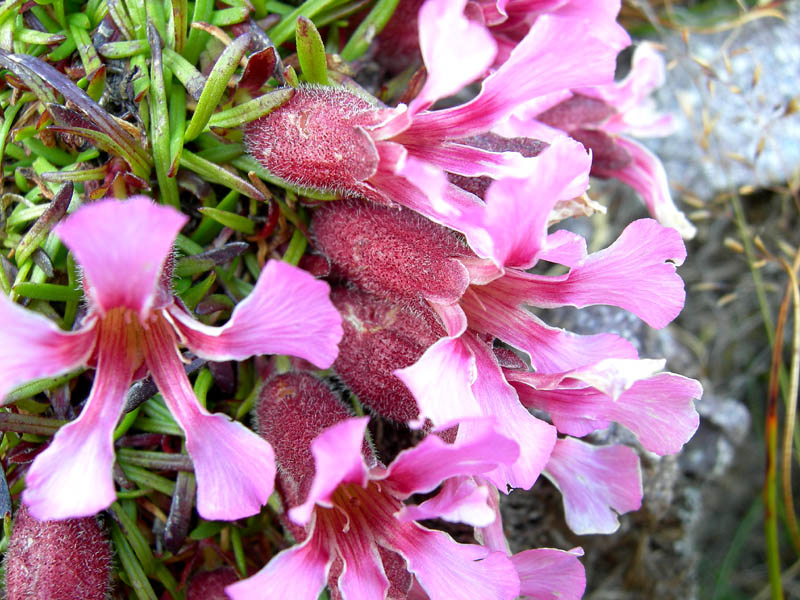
[69,22,103,79]
[180,271,216,310]
[183,0,213,63]
[109,502,156,574]
[14,182,72,266]
[147,22,180,208]
[110,522,158,600]
[282,228,308,266]
[191,189,240,244]
[210,6,250,26]
[12,282,82,302]
[296,15,328,85]
[196,207,255,234]
[207,87,294,129]
[162,47,206,100]
[119,463,177,496]
[184,32,251,141]
[97,39,149,59]
[340,0,400,61]
[168,82,186,172]
[267,0,333,47]
[180,149,265,200]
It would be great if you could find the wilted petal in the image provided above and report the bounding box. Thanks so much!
[411,0,497,113]
[398,476,495,527]
[544,438,642,535]
[593,137,696,239]
[55,196,187,318]
[142,316,275,521]
[226,531,330,600]
[482,136,590,268]
[512,547,586,600]
[288,417,370,526]
[23,311,137,519]
[380,418,519,497]
[0,296,96,402]
[385,525,520,600]
[168,260,343,369]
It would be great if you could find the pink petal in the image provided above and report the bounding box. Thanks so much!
[409,15,624,139]
[142,316,275,520]
[459,334,556,490]
[372,162,497,262]
[336,514,391,600]
[482,136,591,268]
[544,438,642,535]
[55,196,186,319]
[473,475,509,553]
[515,373,701,455]
[168,259,343,369]
[0,296,96,402]
[394,336,481,426]
[288,417,370,526]
[405,141,538,179]
[512,548,586,600]
[410,0,497,114]
[509,358,667,400]
[536,230,587,267]
[23,311,137,519]
[380,418,519,498]
[226,532,330,600]
[593,137,696,238]
[579,42,667,115]
[549,0,630,51]
[482,219,687,329]
[460,287,638,372]
[398,476,495,528]
[385,525,520,600]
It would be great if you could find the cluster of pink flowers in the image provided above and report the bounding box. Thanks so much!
[0,0,702,598]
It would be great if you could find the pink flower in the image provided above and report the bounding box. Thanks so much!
[311,136,698,491]
[0,196,343,520]
[232,373,521,600]
[245,0,624,254]
[500,43,697,238]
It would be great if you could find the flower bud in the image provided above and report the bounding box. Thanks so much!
[256,372,357,505]
[187,567,239,600]
[313,199,469,304]
[4,504,111,600]
[331,286,444,423]
[244,86,389,195]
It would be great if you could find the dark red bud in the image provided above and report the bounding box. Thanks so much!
[536,93,616,130]
[186,567,239,600]
[5,504,111,600]
[256,372,356,505]
[570,128,634,172]
[244,86,388,195]
[331,286,444,422]
[313,199,470,304]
